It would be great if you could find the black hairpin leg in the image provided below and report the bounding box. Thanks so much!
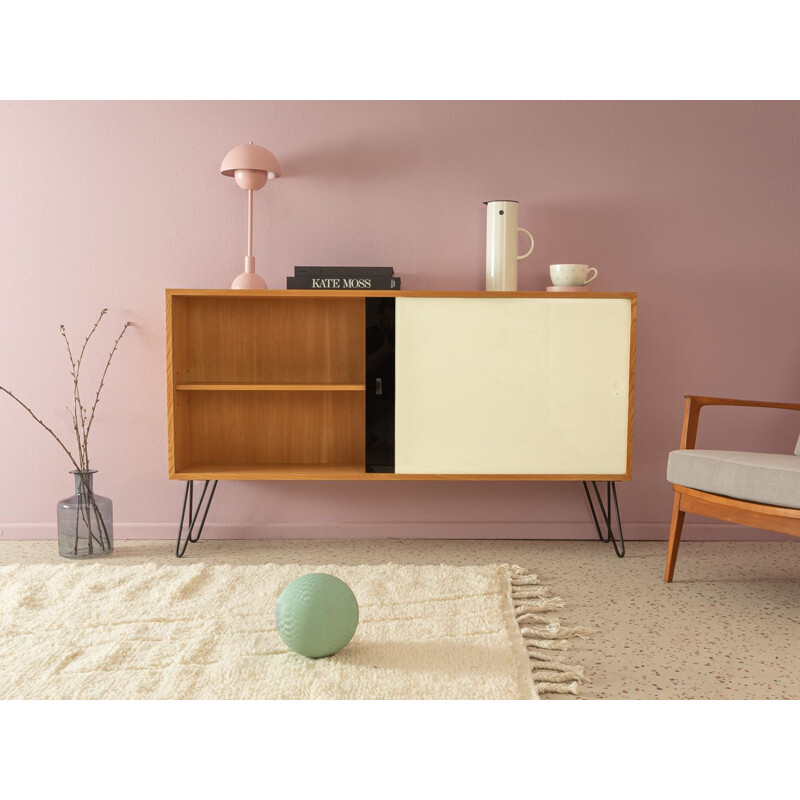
[175,480,218,558]
[583,481,625,558]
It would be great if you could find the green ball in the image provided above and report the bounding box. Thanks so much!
[275,573,359,658]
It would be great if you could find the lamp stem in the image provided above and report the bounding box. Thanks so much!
[247,188,254,258]
[243,189,255,274]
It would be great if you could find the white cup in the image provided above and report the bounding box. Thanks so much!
[549,263,598,287]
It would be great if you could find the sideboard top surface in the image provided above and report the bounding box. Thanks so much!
[166,289,637,300]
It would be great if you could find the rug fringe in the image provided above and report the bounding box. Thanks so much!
[514,597,566,611]
[531,669,586,683]
[525,648,569,662]
[529,656,586,674]
[517,612,558,625]
[507,564,594,697]
[526,638,570,650]
[536,681,581,695]
[511,586,555,599]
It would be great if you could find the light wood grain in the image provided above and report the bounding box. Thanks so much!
[665,490,686,582]
[176,383,365,392]
[177,296,364,384]
[175,464,370,480]
[173,465,632,481]
[676,485,800,535]
[166,294,175,475]
[184,390,365,469]
[679,395,800,451]
[625,294,637,480]
[166,295,192,475]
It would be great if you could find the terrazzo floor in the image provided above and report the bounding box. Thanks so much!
[2,539,798,700]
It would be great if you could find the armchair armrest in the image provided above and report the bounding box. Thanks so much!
[679,395,800,450]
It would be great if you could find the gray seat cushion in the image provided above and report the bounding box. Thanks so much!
[667,450,800,509]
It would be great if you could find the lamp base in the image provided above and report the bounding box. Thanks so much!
[231,272,268,290]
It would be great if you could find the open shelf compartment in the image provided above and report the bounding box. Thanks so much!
[167,293,366,477]
[169,294,364,385]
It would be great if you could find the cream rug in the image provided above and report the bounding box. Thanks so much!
[0,562,592,700]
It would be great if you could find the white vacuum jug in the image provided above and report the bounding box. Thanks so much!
[484,200,534,291]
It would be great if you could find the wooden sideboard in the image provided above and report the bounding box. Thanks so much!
[166,289,636,554]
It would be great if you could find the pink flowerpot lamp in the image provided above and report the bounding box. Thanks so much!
[220,142,281,289]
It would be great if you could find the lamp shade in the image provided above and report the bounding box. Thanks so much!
[220,143,281,180]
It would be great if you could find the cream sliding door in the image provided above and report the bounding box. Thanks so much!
[394,297,632,475]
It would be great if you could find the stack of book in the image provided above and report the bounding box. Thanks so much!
[286,266,401,290]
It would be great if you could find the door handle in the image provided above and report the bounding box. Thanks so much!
[376,378,382,396]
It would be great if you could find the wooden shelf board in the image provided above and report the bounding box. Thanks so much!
[176,383,365,392]
[173,463,367,480]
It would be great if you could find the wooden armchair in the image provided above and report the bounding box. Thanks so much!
[665,395,800,582]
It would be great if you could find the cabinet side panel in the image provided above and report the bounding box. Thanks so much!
[395,297,631,475]
[626,294,637,478]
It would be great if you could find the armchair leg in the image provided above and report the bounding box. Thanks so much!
[665,490,685,582]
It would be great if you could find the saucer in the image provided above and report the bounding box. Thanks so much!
[545,285,592,292]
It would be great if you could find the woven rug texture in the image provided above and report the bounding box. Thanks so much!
[0,562,591,700]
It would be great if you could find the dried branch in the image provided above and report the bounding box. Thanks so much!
[0,386,80,470]
[75,309,107,466]
[77,309,107,369]
[2,310,132,474]
[60,324,83,467]
[84,320,133,460]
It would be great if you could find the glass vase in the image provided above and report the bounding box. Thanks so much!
[57,470,114,559]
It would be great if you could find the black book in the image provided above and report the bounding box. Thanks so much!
[286,276,401,290]
[294,266,395,277]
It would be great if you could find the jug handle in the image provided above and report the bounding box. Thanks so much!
[517,228,534,260]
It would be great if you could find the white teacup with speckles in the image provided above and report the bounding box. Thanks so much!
[549,264,598,287]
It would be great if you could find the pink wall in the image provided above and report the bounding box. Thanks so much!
[1,101,799,543]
